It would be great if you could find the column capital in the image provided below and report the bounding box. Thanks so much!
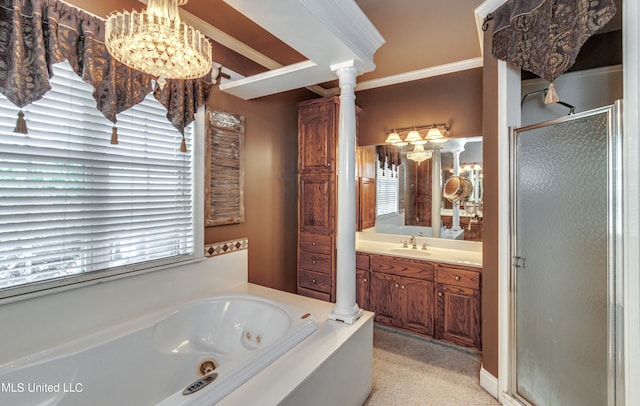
[330,60,365,76]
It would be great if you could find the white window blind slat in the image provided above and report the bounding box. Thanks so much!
[0,61,194,291]
[376,157,400,216]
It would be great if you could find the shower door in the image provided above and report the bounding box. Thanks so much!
[509,102,622,406]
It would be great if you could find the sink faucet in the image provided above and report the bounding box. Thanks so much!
[410,235,417,249]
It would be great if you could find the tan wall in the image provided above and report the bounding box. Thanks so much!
[203,88,306,293]
[481,27,499,377]
[356,68,483,146]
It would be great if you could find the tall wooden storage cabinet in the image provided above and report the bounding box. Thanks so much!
[297,97,361,302]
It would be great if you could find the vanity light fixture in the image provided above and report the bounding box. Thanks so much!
[384,129,403,144]
[105,0,212,88]
[383,123,451,146]
[425,123,445,142]
[404,128,425,144]
[459,162,483,172]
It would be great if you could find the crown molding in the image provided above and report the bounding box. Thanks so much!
[341,57,483,93]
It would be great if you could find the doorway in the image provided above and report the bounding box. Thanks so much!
[507,102,623,405]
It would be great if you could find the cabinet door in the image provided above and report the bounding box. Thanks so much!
[298,102,336,173]
[356,269,370,311]
[403,277,434,337]
[370,272,403,327]
[436,283,481,349]
[356,269,371,310]
[299,174,335,234]
[359,177,376,230]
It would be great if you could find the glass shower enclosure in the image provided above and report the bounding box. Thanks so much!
[509,101,623,405]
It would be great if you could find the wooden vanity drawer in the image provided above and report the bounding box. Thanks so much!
[356,252,370,270]
[300,232,332,255]
[299,251,332,274]
[299,269,332,293]
[298,286,331,302]
[437,266,480,290]
[370,254,434,280]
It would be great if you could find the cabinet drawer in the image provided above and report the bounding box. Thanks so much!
[299,251,332,274]
[299,269,332,293]
[300,232,332,255]
[298,286,331,302]
[356,252,370,270]
[437,266,480,290]
[371,254,434,280]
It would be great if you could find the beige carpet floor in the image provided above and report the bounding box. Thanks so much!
[363,325,500,406]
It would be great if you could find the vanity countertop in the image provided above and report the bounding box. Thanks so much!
[356,233,482,268]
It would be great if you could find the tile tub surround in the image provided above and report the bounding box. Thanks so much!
[356,231,482,268]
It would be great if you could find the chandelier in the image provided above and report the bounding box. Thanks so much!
[105,0,212,87]
[406,144,432,165]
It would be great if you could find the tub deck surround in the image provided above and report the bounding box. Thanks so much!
[0,290,318,406]
[218,285,374,406]
[0,282,374,406]
[356,232,483,268]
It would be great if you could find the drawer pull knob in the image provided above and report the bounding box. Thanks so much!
[312,279,317,284]
[438,292,443,297]
[364,278,368,282]
[455,276,461,281]
[395,283,399,288]
[312,260,316,264]
[312,242,316,246]
[401,285,405,290]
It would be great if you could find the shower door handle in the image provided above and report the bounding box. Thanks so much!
[513,256,526,269]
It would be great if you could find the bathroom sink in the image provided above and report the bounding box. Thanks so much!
[387,246,482,266]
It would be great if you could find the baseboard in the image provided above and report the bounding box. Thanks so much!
[480,366,499,399]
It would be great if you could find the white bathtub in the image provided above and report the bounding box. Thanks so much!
[0,293,318,406]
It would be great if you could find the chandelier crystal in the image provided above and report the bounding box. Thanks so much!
[105,0,212,87]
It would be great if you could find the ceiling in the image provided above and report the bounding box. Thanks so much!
[123,0,620,99]
[175,0,488,98]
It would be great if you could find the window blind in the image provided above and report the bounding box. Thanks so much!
[0,61,194,291]
[376,157,399,216]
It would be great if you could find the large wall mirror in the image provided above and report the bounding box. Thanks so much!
[360,137,482,241]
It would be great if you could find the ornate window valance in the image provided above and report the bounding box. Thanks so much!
[491,0,616,103]
[376,145,402,176]
[0,0,211,149]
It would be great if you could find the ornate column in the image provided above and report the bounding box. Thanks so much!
[328,61,363,324]
[452,149,462,231]
[431,147,442,238]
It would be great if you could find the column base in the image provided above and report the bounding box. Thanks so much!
[328,307,363,325]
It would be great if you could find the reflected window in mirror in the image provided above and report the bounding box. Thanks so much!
[375,156,400,217]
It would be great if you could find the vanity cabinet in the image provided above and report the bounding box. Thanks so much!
[297,97,360,302]
[441,216,483,242]
[435,265,481,349]
[356,252,370,310]
[361,252,482,350]
[369,254,435,337]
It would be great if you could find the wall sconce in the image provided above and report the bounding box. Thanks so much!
[384,123,451,146]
